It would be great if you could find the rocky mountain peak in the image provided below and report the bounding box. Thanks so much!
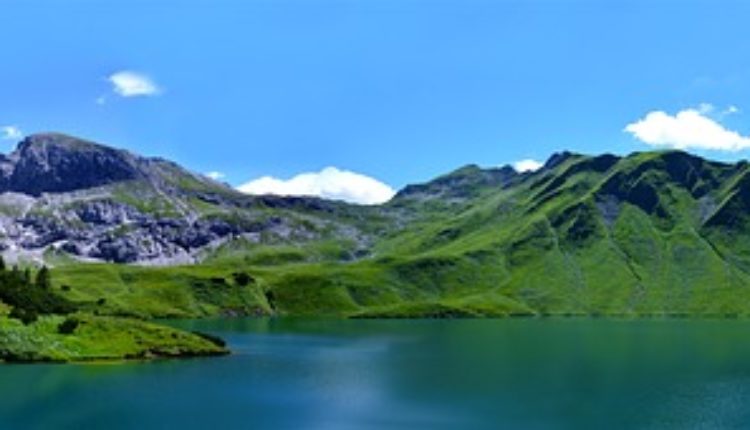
[2,133,146,196]
[0,132,363,266]
[16,132,98,151]
[393,163,519,203]
[543,151,580,170]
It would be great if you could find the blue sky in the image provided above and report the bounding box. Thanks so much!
[2,0,750,203]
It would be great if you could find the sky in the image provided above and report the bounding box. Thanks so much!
[2,0,750,204]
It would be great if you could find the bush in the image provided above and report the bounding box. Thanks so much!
[9,307,38,325]
[0,265,76,317]
[232,272,254,286]
[210,277,227,286]
[58,318,80,334]
[36,266,51,289]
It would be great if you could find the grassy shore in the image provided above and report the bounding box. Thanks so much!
[0,313,227,363]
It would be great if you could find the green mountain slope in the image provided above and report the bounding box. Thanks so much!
[45,148,750,319]
[11,140,750,362]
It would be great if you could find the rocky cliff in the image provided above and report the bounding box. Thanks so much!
[0,133,378,265]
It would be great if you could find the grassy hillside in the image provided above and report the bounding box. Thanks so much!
[24,145,750,362]
[0,313,226,362]
[0,257,227,362]
[42,149,750,319]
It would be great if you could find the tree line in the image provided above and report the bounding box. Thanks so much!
[0,257,74,324]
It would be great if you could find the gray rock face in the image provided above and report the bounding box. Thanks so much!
[18,215,70,248]
[0,132,376,266]
[90,237,142,263]
[2,134,144,196]
[3,195,334,264]
[74,199,144,225]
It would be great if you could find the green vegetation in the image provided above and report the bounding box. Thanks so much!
[0,314,226,362]
[0,256,227,362]
[45,150,750,320]
[0,258,75,324]
[10,149,750,362]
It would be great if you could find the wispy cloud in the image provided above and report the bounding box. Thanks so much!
[108,71,161,97]
[205,171,226,180]
[513,159,543,172]
[624,105,750,151]
[697,102,714,114]
[1,125,22,141]
[237,167,395,205]
[696,103,740,118]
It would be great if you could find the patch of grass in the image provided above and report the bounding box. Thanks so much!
[0,314,227,363]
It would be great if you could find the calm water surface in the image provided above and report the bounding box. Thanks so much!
[2,318,750,429]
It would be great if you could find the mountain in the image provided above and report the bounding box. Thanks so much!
[0,133,383,265]
[207,146,750,318]
[5,132,750,320]
[360,149,750,317]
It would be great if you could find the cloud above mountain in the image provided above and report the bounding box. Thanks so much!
[205,171,226,180]
[513,159,543,172]
[1,125,22,141]
[625,106,750,151]
[108,71,161,97]
[237,167,395,205]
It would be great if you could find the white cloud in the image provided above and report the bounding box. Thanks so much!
[1,125,22,141]
[513,159,543,172]
[205,171,226,180]
[725,105,740,115]
[237,167,395,205]
[697,103,714,114]
[624,107,750,151]
[704,103,741,118]
[108,71,161,97]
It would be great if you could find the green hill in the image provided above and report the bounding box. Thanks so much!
[8,142,750,362]
[45,148,750,319]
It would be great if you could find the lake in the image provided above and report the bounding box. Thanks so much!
[2,318,750,429]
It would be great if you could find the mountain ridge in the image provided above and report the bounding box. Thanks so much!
[0,132,381,265]
[6,132,750,320]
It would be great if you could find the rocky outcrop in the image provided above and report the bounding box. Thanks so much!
[0,134,144,196]
[0,133,371,266]
[0,197,325,263]
[393,164,518,203]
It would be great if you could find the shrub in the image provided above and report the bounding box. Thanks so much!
[9,307,38,325]
[0,265,76,317]
[36,266,51,289]
[58,318,80,334]
[232,272,254,286]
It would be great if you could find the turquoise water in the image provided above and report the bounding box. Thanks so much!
[3,318,750,429]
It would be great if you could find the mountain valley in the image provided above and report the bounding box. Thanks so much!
[4,132,750,360]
